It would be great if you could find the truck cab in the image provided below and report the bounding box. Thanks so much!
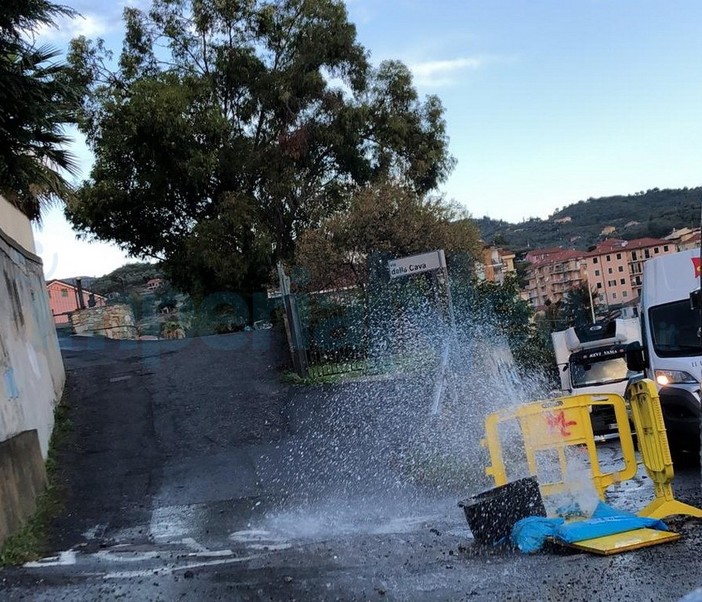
[627,248,702,451]
[569,344,635,392]
[552,318,642,436]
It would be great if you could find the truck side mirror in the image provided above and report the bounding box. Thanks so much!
[625,342,647,372]
[691,289,702,310]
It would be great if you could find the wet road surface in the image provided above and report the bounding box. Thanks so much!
[2,332,702,601]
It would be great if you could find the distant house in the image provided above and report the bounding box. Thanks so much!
[665,227,701,251]
[553,216,572,224]
[600,226,616,236]
[46,280,107,325]
[146,278,164,291]
[679,231,702,251]
[665,227,695,241]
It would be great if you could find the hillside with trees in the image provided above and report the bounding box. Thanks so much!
[89,262,162,296]
[477,187,702,251]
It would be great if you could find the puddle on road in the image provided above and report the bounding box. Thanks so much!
[227,505,459,552]
[256,503,448,541]
[149,494,466,553]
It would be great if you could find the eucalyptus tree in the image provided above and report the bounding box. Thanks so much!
[66,0,455,297]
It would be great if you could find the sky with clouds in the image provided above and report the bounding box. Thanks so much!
[30,0,702,279]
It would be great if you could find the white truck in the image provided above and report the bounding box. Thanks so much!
[626,248,702,452]
[552,318,642,436]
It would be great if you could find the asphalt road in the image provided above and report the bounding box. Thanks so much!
[2,331,702,601]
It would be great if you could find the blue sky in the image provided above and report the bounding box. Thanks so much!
[32,0,702,278]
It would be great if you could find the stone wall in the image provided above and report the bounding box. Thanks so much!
[70,304,139,340]
[0,196,65,546]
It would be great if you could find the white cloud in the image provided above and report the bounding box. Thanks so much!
[35,12,113,43]
[33,208,132,280]
[409,57,483,87]
[120,0,150,7]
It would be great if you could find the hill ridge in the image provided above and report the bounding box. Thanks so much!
[476,186,702,252]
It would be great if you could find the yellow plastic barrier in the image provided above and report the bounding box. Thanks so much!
[482,379,702,519]
[483,393,638,500]
[626,379,702,519]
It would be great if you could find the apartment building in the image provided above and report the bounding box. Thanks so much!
[524,249,587,308]
[524,237,677,310]
[582,238,675,305]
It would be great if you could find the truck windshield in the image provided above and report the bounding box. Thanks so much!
[649,300,702,357]
[570,357,630,387]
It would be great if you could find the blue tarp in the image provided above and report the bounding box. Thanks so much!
[511,501,669,553]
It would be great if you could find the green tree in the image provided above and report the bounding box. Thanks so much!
[461,275,554,376]
[513,258,531,289]
[294,180,481,291]
[558,283,598,330]
[65,0,454,298]
[0,0,79,220]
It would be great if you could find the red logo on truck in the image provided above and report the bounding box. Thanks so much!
[693,257,702,278]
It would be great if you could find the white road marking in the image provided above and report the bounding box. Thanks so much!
[246,543,293,551]
[187,549,235,557]
[94,550,162,563]
[181,537,208,552]
[24,550,77,567]
[102,554,264,579]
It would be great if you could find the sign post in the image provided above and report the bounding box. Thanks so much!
[387,250,455,415]
[277,262,308,377]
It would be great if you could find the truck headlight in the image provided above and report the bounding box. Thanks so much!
[654,369,699,386]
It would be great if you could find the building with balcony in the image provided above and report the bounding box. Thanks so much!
[478,245,516,284]
[524,249,587,309]
[582,238,676,305]
[523,237,678,311]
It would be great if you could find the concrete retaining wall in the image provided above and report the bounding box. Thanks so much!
[0,198,35,255]
[0,430,47,544]
[0,196,65,546]
[70,304,138,339]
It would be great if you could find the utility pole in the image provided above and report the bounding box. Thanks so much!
[581,262,596,324]
[75,277,86,310]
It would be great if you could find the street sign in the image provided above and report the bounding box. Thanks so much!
[386,249,454,416]
[387,250,446,279]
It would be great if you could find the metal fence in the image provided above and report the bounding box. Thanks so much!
[298,288,370,378]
